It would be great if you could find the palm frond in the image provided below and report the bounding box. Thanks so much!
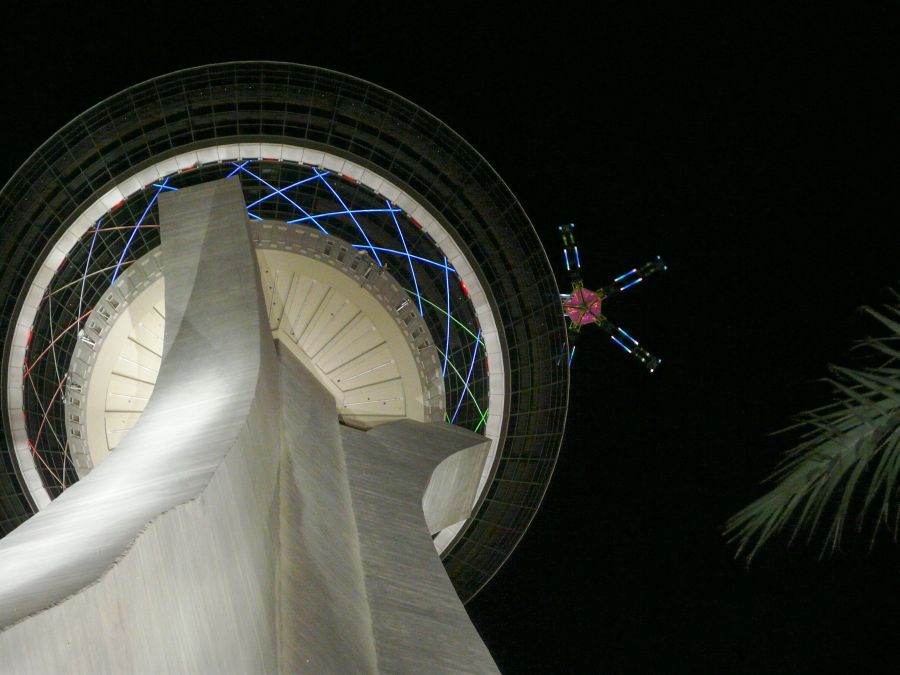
[726,300,900,561]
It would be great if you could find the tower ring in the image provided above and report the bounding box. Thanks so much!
[0,62,568,602]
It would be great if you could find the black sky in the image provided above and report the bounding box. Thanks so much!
[1,5,896,673]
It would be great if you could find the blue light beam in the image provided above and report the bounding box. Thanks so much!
[232,163,329,234]
[351,245,456,272]
[313,169,381,265]
[245,172,327,209]
[451,329,482,424]
[77,217,103,330]
[111,177,169,285]
[610,335,633,354]
[617,327,639,345]
[390,201,423,316]
[614,268,638,283]
[287,207,401,225]
[227,161,250,177]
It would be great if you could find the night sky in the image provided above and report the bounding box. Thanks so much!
[1,5,895,673]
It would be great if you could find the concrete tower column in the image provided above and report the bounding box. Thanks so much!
[0,179,497,674]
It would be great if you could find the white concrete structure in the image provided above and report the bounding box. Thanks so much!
[0,179,497,673]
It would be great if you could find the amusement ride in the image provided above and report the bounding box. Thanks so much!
[559,223,666,372]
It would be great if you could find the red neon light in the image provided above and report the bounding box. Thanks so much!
[409,216,423,230]
[23,308,93,379]
[33,374,68,449]
[26,438,65,488]
[89,224,160,235]
[341,174,359,185]
[181,163,197,172]
[459,278,470,298]
[25,330,33,347]
[111,200,124,211]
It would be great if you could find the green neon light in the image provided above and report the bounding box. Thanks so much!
[402,287,488,433]
[435,344,485,419]
[473,409,489,433]
[406,290,485,347]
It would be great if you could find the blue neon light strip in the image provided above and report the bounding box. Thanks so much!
[245,172,326,209]
[77,217,103,330]
[286,207,401,225]
[227,161,250,178]
[402,290,483,346]
[451,329,482,424]
[434,343,485,418]
[391,201,423,316]
[442,256,451,378]
[232,163,329,234]
[614,268,638,283]
[568,345,576,368]
[563,249,570,271]
[111,177,169,285]
[351,245,456,272]
[610,335,632,354]
[313,169,381,265]
[574,246,581,268]
[438,342,488,432]
[618,327,639,345]
[620,277,643,291]
[121,163,487,431]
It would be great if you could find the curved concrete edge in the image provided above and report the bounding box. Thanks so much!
[0,379,282,672]
[423,434,490,535]
[0,179,278,671]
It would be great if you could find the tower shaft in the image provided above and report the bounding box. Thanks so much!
[0,180,496,674]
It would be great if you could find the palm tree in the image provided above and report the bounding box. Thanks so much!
[727,297,900,561]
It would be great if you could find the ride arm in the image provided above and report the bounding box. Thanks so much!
[597,256,667,299]
[593,314,661,373]
[558,223,583,288]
